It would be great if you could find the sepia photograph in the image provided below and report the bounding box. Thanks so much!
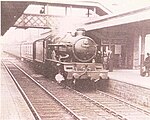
[1,0,150,119]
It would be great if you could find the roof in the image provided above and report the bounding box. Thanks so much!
[82,5,150,31]
[2,0,150,36]
[1,1,30,35]
[83,0,150,14]
[1,0,110,36]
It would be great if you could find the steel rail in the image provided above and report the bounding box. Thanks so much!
[68,87,128,120]
[97,90,150,115]
[2,61,41,120]
[10,61,82,120]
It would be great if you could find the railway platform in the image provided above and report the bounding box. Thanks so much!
[109,69,150,89]
[0,62,35,120]
[106,69,150,108]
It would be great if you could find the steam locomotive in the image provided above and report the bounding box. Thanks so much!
[6,28,109,88]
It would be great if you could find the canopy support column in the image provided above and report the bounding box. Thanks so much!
[140,33,146,75]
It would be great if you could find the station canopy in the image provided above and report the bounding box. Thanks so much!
[21,0,150,31]
[2,0,150,36]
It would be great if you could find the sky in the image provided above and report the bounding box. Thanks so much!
[98,0,150,14]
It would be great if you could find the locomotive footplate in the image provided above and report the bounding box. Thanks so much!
[63,63,109,81]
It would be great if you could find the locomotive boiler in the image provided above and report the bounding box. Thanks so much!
[50,29,97,63]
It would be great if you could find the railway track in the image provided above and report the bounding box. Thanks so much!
[2,59,150,120]
[84,91,150,120]
[2,61,77,120]
[2,60,121,120]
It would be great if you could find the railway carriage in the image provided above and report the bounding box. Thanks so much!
[21,42,33,61]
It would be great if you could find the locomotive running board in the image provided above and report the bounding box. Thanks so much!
[46,59,75,65]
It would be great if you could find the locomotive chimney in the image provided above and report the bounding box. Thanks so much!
[75,28,85,36]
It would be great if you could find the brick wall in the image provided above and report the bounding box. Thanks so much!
[99,79,150,107]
